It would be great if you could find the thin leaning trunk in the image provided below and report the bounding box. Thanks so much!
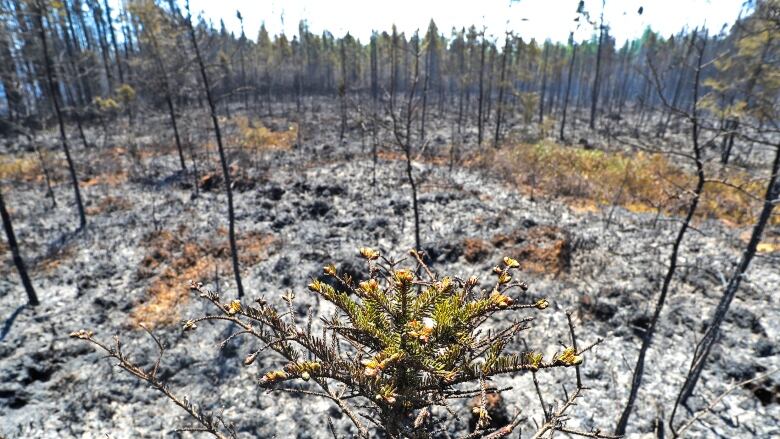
[90,1,113,92]
[477,33,486,147]
[484,48,495,130]
[560,38,577,141]
[658,31,697,138]
[670,140,780,435]
[538,43,549,125]
[149,31,187,173]
[34,0,86,230]
[370,34,379,188]
[165,93,187,172]
[339,39,347,142]
[419,41,431,147]
[493,35,509,148]
[615,33,707,436]
[27,128,56,207]
[389,33,422,253]
[185,3,244,298]
[0,187,39,306]
[670,32,776,422]
[404,44,422,252]
[589,5,605,130]
[103,0,124,83]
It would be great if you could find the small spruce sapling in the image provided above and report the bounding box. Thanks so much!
[74,248,613,438]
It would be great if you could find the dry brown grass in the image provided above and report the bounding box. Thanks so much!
[481,141,779,227]
[741,229,780,254]
[131,226,278,327]
[234,115,297,152]
[0,154,43,182]
[757,241,780,253]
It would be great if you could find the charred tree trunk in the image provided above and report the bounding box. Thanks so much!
[615,33,707,436]
[484,48,495,130]
[266,71,273,117]
[91,0,113,92]
[560,36,577,141]
[419,39,431,146]
[391,27,398,113]
[103,0,124,84]
[370,34,379,102]
[370,33,379,188]
[165,93,187,172]
[589,7,605,131]
[671,141,780,435]
[34,1,86,230]
[456,35,466,136]
[538,43,549,125]
[237,14,248,113]
[405,42,422,252]
[493,34,509,148]
[0,188,39,306]
[144,24,187,172]
[720,118,738,165]
[32,133,56,208]
[389,34,422,252]
[186,3,244,298]
[719,36,771,165]
[658,30,697,138]
[477,33,486,147]
[339,38,347,142]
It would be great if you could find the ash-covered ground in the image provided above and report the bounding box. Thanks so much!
[1,105,778,438]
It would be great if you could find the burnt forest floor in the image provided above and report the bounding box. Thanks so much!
[1,100,779,438]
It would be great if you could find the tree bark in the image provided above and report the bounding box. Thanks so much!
[186,4,244,298]
[589,6,605,131]
[339,38,347,142]
[0,187,39,306]
[615,33,707,436]
[477,32,486,147]
[103,0,124,83]
[34,0,86,230]
[90,0,113,91]
[493,34,509,148]
[404,42,422,252]
[560,36,577,141]
[538,43,549,125]
[671,139,780,435]
[419,36,431,146]
[658,30,696,138]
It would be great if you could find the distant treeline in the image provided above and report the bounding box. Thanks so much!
[0,0,777,148]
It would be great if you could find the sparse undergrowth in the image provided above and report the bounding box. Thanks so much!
[0,154,43,182]
[132,227,277,327]
[234,115,297,152]
[336,139,779,235]
[481,141,780,229]
[73,247,613,438]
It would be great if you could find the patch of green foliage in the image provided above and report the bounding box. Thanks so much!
[74,247,607,438]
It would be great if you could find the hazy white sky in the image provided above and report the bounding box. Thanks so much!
[185,0,750,44]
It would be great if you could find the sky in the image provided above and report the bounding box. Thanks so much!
[183,0,751,44]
